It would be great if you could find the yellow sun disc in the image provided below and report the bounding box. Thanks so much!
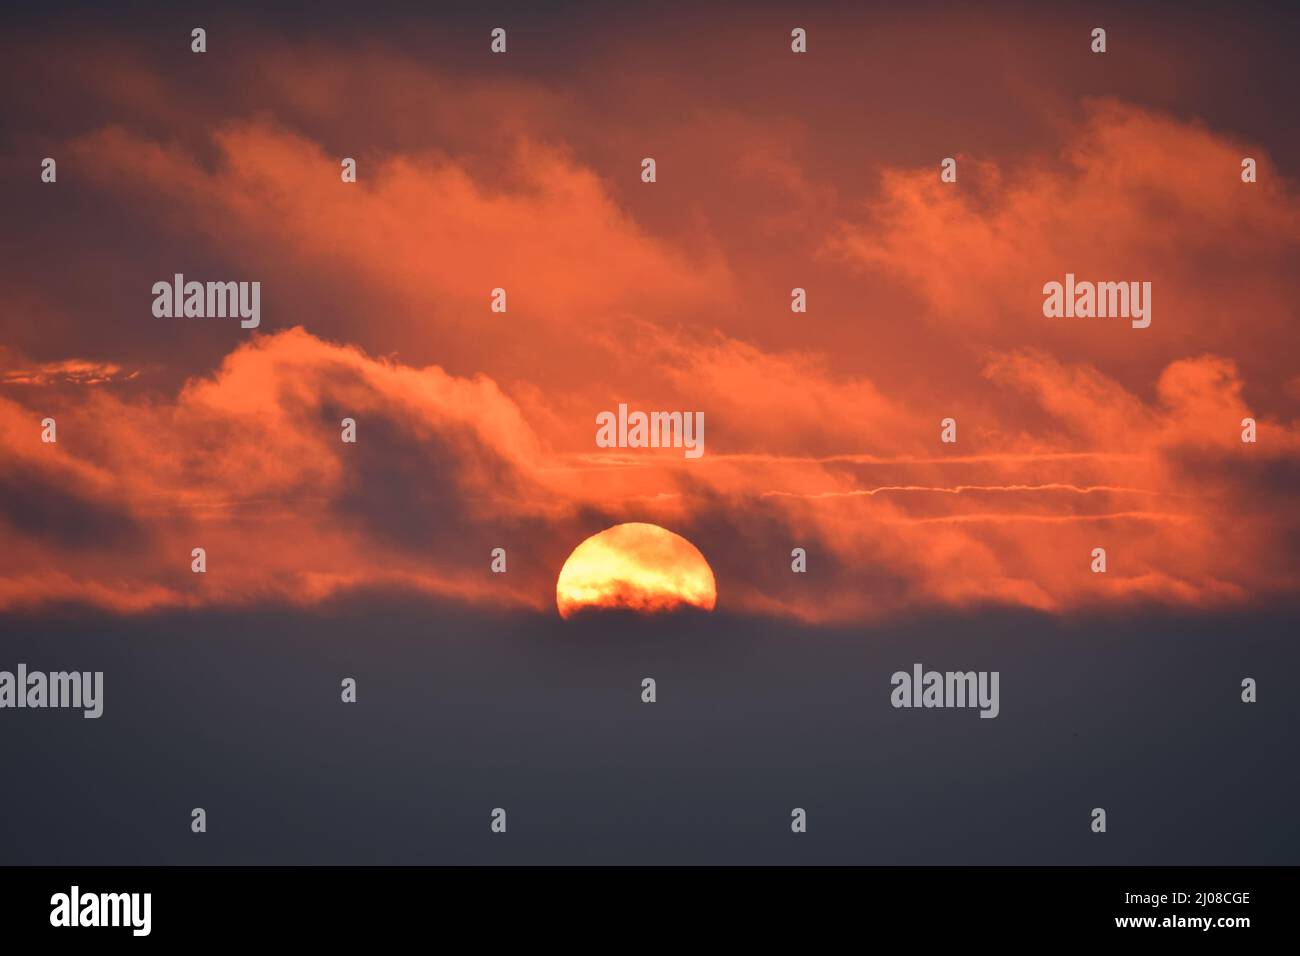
[556,523,717,619]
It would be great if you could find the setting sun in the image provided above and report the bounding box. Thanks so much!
[556,523,717,619]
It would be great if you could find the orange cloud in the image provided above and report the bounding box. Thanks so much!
[826,100,1300,398]
[67,121,735,392]
[2,35,1298,623]
[1,328,1295,622]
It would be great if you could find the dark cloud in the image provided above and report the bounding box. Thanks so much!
[1,600,1295,864]
[330,413,525,554]
[0,462,143,550]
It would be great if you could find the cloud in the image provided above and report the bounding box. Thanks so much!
[1,32,1297,623]
[2,328,1294,622]
[826,99,1300,396]
[0,329,561,612]
[65,120,734,390]
[0,351,134,386]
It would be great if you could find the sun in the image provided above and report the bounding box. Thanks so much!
[556,523,717,619]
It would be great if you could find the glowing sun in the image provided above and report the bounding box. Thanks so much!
[556,523,717,619]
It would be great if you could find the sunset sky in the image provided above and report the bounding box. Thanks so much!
[4,2,1297,625]
[0,0,1297,866]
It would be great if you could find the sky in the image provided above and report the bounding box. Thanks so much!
[0,0,1297,864]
